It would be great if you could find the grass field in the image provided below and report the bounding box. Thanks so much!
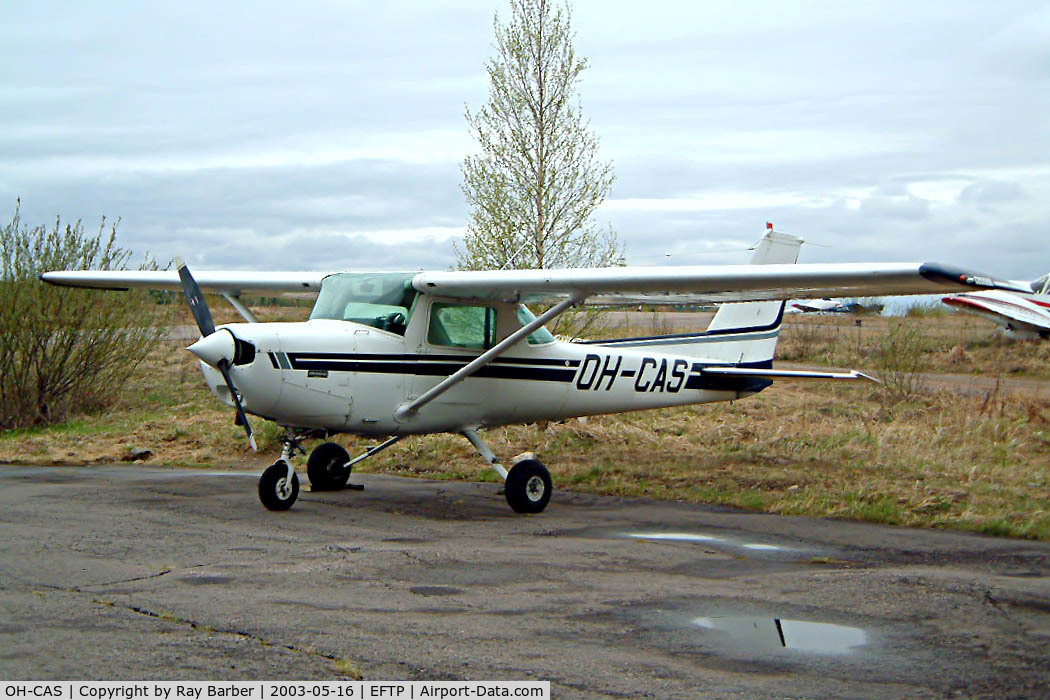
[1,305,1048,540]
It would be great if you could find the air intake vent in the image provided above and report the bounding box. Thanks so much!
[233,339,256,365]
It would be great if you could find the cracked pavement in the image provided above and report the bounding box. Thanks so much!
[1,465,1048,698]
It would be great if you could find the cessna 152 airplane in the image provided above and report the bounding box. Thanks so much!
[41,229,1029,514]
[942,272,1050,339]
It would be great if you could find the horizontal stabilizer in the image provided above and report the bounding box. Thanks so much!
[701,366,881,383]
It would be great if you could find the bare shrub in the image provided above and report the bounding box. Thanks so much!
[0,202,166,429]
[776,321,843,363]
[643,310,675,337]
[903,299,948,317]
[552,305,615,341]
[873,322,930,402]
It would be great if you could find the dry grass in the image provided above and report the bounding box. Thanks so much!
[368,383,1050,540]
[776,311,1050,378]
[1,309,1048,540]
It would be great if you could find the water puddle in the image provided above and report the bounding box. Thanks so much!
[624,532,796,555]
[626,532,720,543]
[692,616,867,654]
[741,543,786,551]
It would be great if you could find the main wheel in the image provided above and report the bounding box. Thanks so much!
[504,459,552,514]
[259,461,299,511]
[307,441,351,491]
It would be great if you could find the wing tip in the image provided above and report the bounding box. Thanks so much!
[919,263,1030,293]
[38,272,130,291]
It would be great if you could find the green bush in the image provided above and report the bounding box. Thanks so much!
[0,201,166,429]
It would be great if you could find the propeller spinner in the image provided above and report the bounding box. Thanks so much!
[177,258,257,451]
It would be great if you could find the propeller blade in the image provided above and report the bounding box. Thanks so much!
[176,257,255,451]
[217,360,257,451]
[176,257,216,338]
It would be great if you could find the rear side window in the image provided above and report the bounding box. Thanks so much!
[428,303,497,350]
[517,305,556,345]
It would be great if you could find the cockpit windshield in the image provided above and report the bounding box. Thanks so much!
[310,272,417,335]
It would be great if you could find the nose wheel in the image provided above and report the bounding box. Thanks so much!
[258,428,308,510]
[258,460,299,511]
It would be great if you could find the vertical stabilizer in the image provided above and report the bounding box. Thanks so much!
[691,229,802,365]
[706,231,801,333]
[592,228,803,366]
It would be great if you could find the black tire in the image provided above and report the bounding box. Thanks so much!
[505,459,552,514]
[307,441,352,491]
[259,461,299,511]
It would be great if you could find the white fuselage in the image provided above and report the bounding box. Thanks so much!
[200,298,766,437]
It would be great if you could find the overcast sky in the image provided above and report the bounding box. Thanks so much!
[3,0,1049,281]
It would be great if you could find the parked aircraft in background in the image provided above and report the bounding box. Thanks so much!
[789,299,863,314]
[942,273,1050,339]
[41,228,1027,513]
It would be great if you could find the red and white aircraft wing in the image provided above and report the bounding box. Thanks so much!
[943,289,1050,338]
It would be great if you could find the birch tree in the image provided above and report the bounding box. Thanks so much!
[458,0,622,272]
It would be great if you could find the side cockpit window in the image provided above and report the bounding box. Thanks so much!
[428,303,497,350]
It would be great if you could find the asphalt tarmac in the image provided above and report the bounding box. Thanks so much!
[1,465,1048,698]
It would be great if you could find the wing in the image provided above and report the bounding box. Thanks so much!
[411,262,1031,304]
[943,291,1050,333]
[42,261,1027,305]
[40,270,328,293]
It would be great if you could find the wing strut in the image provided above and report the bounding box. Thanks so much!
[220,292,260,323]
[393,293,585,421]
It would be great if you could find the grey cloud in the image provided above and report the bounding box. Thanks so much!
[3,0,1050,287]
[958,181,1026,205]
[205,229,459,272]
[859,194,930,221]
[2,157,466,270]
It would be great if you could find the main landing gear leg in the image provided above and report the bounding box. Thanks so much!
[306,435,404,492]
[462,428,552,514]
[258,429,305,511]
